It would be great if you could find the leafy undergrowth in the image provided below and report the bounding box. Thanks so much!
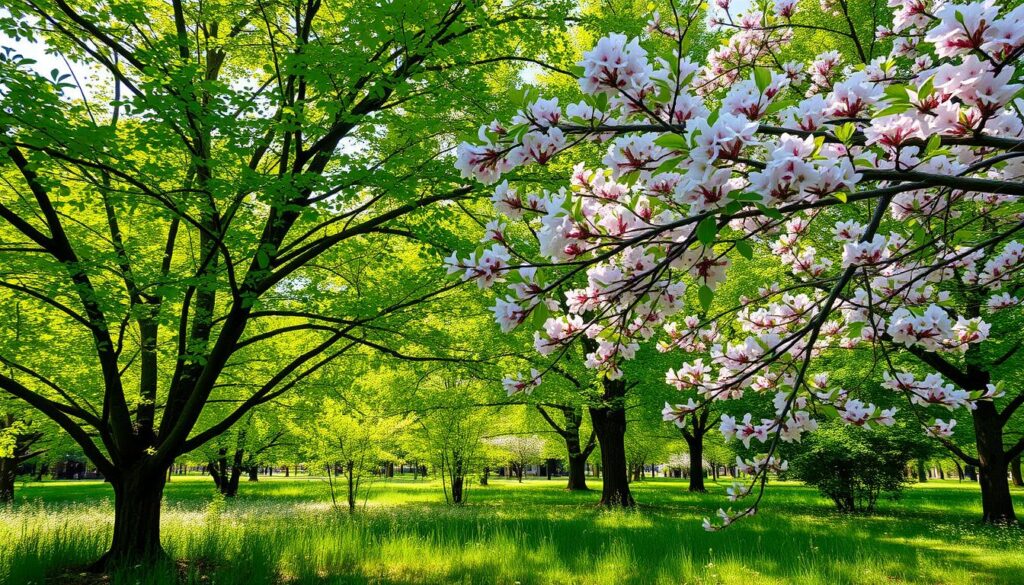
[2,477,1022,584]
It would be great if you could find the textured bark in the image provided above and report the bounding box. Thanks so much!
[686,439,706,493]
[90,467,167,570]
[589,378,634,507]
[681,410,710,493]
[973,402,1017,523]
[566,454,589,490]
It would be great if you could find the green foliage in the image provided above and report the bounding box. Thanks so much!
[783,421,930,513]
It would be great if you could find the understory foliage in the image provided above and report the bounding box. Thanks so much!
[784,421,922,513]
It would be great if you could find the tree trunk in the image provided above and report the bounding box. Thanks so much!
[480,466,489,486]
[973,402,1017,523]
[0,457,15,503]
[566,453,589,491]
[450,454,465,504]
[225,464,241,497]
[1011,457,1023,488]
[346,460,355,512]
[589,378,634,507]
[683,426,707,493]
[248,466,258,482]
[916,460,928,483]
[91,467,167,570]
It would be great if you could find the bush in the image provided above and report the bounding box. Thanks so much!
[783,421,927,513]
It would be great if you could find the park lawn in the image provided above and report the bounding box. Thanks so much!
[1,476,1022,585]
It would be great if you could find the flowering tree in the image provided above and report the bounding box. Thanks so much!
[446,0,1024,525]
[487,434,546,481]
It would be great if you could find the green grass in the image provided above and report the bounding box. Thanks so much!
[1,475,1022,584]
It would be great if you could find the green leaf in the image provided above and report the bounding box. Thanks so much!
[654,133,688,150]
[765,98,794,116]
[812,135,825,156]
[531,302,549,328]
[697,216,718,245]
[757,204,784,220]
[874,104,913,117]
[919,75,934,98]
[834,192,848,203]
[925,133,942,154]
[846,321,865,338]
[735,239,754,260]
[698,285,714,311]
[883,84,910,102]
[728,192,764,202]
[754,67,772,93]
[653,155,685,176]
[834,122,856,145]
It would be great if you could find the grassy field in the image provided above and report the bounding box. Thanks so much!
[1,475,1022,585]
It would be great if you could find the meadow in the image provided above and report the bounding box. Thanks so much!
[1,475,1021,585]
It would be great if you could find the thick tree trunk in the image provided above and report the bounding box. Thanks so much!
[973,402,1017,523]
[247,466,258,482]
[480,466,489,486]
[589,378,634,507]
[92,467,167,570]
[683,427,707,493]
[687,445,706,493]
[916,460,928,483]
[566,454,589,491]
[1011,457,1023,488]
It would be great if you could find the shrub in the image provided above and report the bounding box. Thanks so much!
[784,421,926,513]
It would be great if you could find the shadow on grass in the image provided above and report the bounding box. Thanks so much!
[4,476,1023,584]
